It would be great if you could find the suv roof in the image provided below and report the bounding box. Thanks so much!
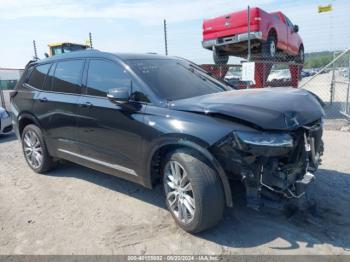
[33,50,171,66]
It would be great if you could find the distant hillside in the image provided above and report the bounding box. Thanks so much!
[304,50,349,69]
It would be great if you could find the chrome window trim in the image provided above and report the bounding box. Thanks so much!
[23,83,82,97]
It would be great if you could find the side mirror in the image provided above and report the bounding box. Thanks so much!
[293,25,299,33]
[107,87,131,103]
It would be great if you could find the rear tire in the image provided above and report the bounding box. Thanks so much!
[213,47,229,65]
[21,124,55,173]
[295,45,304,64]
[162,148,225,233]
[262,34,277,59]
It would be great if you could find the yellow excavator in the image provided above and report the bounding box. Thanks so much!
[33,33,93,58]
[47,42,90,57]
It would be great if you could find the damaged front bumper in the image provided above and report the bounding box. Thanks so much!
[211,120,323,210]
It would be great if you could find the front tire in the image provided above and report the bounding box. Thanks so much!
[21,124,55,173]
[162,148,225,233]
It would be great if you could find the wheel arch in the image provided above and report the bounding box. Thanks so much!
[298,44,305,64]
[268,27,278,43]
[146,138,233,207]
[299,44,304,52]
[17,112,42,137]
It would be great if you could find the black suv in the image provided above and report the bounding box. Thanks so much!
[11,50,324,233]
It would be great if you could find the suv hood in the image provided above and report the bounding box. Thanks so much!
[169,88,325,130]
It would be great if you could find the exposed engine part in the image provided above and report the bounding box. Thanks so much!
[211,118,323,210]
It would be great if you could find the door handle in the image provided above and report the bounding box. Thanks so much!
[79,101,93,108]
[39,97,48,103]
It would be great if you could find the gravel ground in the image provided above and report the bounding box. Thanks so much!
[0,130,350,255]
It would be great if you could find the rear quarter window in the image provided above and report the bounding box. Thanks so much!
[26,64,51,90]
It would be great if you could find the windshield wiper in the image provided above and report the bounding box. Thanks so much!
[176,62,208,81]
[187,64,233,90]
[176,62,232,92]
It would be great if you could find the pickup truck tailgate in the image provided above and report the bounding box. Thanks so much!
[203,7,261,40]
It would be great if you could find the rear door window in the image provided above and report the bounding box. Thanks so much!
[27,64,51,90]
[52,60,84,94]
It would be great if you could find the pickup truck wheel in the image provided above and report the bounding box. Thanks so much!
[21,124,56,173]
[162,149,225,233]
[213,48,229,65]
[262,34,277,59]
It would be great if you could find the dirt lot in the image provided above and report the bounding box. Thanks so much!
[0,129,350,255]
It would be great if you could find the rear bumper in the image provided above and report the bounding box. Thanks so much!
[202,31,263,49]
[0,116,13,134]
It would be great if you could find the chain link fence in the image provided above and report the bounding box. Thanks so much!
[200,57,303,90]
[178,46,350,120]
[165,17,349,120]
[0,68,24,110]
[300,48,350,119]
[161,3,350,122]
[190,48,350,120]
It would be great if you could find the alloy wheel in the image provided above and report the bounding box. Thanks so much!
[164,160,195,224]
[270,41,276,57]
[300,48,304,63]
[23,130,43,169]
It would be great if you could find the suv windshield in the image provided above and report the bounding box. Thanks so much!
[128,59,231,101]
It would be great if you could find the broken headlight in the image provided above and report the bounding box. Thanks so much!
[234,131,293,147]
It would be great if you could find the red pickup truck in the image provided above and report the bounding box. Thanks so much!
[202,7,304,64]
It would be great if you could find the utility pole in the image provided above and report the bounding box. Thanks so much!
[33,40,38,60]
[247,6,251,62]
[163,19,168,56]
[89,32,93,49]
[246,5,251,89]
[330,51,336,104]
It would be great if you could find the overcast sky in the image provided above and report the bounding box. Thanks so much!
[0,0,349,68]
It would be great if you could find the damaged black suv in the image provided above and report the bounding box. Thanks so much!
[11,50,324,233]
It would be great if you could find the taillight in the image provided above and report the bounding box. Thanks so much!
[254,17,262,21]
